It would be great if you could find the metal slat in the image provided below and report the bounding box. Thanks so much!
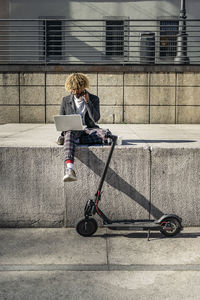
[0,18,199,65]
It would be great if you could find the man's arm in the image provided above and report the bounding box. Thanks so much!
[58,97,66,139]
[60,97,66,115]
[84,94,100,123]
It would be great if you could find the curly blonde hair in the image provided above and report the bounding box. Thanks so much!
[65,73,89,91]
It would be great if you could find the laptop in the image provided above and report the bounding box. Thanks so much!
[54,115,86,131]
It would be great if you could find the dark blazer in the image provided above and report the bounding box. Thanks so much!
[60,92,100,128]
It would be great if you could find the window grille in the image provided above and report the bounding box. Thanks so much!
[160,20,179,57]
[43,20,62,60]
[105,20,125,56]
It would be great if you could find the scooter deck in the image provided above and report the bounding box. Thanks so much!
[104,221,161,230]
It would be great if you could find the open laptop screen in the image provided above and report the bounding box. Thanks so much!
[54,115,86,131]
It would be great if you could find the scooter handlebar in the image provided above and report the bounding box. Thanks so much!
[106,133,118,142]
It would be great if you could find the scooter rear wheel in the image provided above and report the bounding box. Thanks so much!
[160,217,181,237]
[76,218,98,237]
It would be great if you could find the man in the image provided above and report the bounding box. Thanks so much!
[58,73,111,182]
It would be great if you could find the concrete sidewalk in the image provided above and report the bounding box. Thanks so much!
[0,227,200,299]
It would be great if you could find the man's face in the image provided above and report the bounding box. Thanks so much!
[71,88,85,98]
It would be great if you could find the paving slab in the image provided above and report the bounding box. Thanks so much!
[127,124,200,148]
[0,228,200,268]
[0,124,59,147]
[1,271,200,300]
[0,228,107,265]
[106,227,200,266]
[0,124,43,138]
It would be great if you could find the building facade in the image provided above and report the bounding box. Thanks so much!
[0,0,200,124]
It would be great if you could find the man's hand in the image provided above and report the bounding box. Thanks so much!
[83,90,89,103]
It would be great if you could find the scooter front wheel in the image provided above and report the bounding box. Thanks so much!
[160,217,181,237]
[76,218,98,237]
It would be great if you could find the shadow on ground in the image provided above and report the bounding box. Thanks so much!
[123,139,196,145]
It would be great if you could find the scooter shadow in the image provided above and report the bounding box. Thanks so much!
[77,147,164,219]
[94,231,200,240]
[76,141,195,228]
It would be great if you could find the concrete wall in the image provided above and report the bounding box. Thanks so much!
[1,133,200,227]
[1,71,200,124]
[0,147,65,227]
[8,0,200,19]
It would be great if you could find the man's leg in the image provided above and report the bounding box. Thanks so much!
[80,128,111,144]
[63,128,111,182]
[63,130,82,182]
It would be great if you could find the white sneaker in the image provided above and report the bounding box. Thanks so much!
[56,135,64,145]
[63,168,77,182]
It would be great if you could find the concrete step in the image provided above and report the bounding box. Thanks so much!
[0,124,200,227]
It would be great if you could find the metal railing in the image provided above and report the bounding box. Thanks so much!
[0,19,200,65]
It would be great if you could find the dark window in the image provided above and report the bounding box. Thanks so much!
[106,20,125,56]
[43,20,62,60]
[160,20,179,57]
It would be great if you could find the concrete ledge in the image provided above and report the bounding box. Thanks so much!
[0,124,200,227]
[1,64,200,73]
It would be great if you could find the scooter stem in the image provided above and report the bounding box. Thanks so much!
[96,134,118,193]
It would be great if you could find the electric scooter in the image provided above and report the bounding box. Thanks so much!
[76,134,183,239]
